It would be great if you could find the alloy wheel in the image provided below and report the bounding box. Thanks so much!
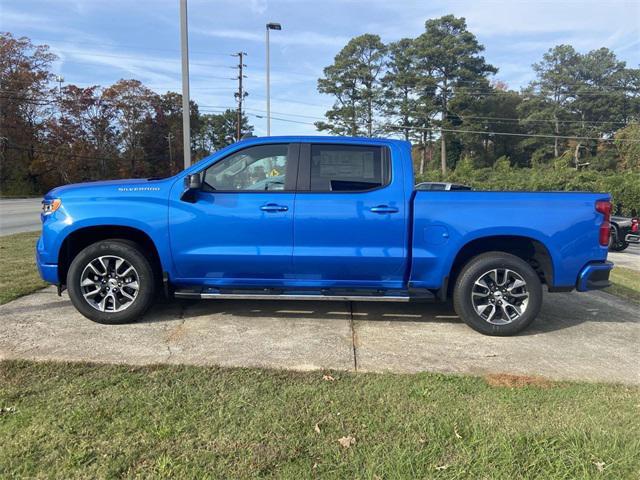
[471,268,529,325]
[80,255,140,312]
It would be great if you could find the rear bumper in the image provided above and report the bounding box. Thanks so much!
[625,233,639,244]
[35,239,59,284]
[576,261,613,292]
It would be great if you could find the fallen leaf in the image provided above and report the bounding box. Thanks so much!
[0,407,16,415]
[435,464,450,471]
[312,463,318,469]
[338,435,356,448]
[418,438,427,444]
[314,423,321,434]
[454,424,462,439]
[322,374,335,382]
[593,461,605,472]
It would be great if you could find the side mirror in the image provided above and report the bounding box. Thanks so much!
[186,173,202,190]
[181,173,201,203]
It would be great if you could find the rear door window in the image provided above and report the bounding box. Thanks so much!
[308,144,389,192]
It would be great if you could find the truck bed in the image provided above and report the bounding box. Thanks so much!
[409,190,610,290]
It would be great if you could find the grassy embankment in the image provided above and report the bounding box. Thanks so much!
[0,360,639,478]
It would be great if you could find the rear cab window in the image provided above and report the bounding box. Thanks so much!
[307,144,390,192]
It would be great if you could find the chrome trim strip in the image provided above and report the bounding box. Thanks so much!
[174,292,411,302]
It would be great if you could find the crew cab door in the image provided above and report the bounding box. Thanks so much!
[292,142,407,288]
[168,143,298,284]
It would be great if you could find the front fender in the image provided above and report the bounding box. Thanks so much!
[40,195,173,275]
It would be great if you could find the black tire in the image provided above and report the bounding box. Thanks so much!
[453,252,543,336]
[612,242,629,252]
[609,226,629,252]
[67,240,155,324]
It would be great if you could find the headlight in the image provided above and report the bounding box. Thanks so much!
[42,198,62,215]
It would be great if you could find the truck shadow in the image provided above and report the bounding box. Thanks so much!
[147,291,636,335]
[7,288,631,337]
[163,298,461,324]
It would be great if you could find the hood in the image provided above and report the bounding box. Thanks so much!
[45,178,172,199]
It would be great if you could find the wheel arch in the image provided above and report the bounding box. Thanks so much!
[445,235,554,298]
[58,225,164,288]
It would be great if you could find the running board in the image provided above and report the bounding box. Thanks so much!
[174,291,412,302]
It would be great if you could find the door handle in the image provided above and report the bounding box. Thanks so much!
[260,203,288,212]
[370,205,399,214]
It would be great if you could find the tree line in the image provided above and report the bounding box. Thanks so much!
[0,32,253,195]
[2,22,640,205]
[316,15,640,175]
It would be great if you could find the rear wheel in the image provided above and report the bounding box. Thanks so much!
[453,252,542,336]
[67,240,155,324]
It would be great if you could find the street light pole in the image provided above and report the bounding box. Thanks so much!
[265,22,282,136]
[180,0,191,169]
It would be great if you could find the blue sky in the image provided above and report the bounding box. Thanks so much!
[2,0,639,136]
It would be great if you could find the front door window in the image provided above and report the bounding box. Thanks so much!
[203,144,289,191]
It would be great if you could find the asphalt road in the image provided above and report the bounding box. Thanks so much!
[1,287,638,385]
[0,198,42,236]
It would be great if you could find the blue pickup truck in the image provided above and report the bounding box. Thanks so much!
[37,136,614,335]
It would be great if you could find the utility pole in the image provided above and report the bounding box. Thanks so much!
[55,75,64,96]
[55,75,64,122]
[179,0,191,169]
[233,52,247,142]
[166,133,174,174]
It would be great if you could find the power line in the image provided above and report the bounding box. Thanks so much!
[385,125,640,143]
[450,87,638,97]
[244,107,322,120]
[448,78,640,92]
[3,91,639,143]
[448,114,630,125]
[4,144,171,162]
[29,37,233,57]
[0,92,236,107]
[44,47,236,69]
[247,112,315,125]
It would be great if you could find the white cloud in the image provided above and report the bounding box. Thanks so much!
[248,0,268,15]
[191,26,350,48]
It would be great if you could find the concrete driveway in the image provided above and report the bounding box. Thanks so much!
[1,287,638,385]
[609,245,640,271]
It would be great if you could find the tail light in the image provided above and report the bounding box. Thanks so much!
[632,218,639,233]
[595,200,611,246]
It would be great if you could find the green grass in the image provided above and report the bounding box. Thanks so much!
[0,361,638,478]
[606,266,640,304]
[0,231,47,304]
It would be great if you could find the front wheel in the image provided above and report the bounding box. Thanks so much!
[67,240,155,324]
[453,252,543,336]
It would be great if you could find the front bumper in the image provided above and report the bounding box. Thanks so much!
[625,233,639,244]
[35,237,59,284]
[576,261,613,292]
